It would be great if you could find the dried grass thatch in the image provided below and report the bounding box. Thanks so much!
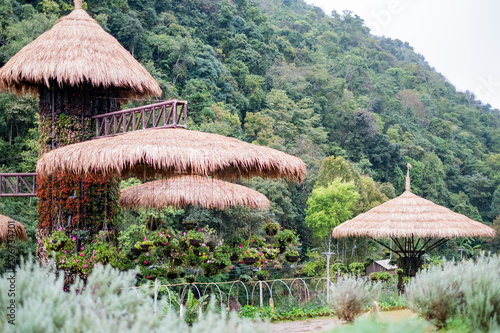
[0,215,28,242]
[332,165,495,239]
[36,128,307,182]
[120,176,270,210]
[0,0,161,98]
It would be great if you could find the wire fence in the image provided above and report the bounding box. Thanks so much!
[128,276,335,314]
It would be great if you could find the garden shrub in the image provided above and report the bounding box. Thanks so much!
[407,254,500,332]
[0,258,269,333]
[458,255,500,332]
[369,272,391,282]
[329,276,381,322]
[406,260,463,329]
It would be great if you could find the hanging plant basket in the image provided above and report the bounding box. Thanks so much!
[140,244,151,252]
[166,272,178,279]
[264,253,275,260]
[257,275,266,281]
[179,272,186,278]
[183,221,198,231]
[230,254,239,262]
[186,275,196,283]
[189,239,202,248]
[147,275,156,280]
[172,258,183,266]
[215,262,226,270]
[53,240,67,251]
[265,229,278,237]
[278,246,286,254]
[130,248,141,256]
[285,255,299,263]
[242,257,258,265]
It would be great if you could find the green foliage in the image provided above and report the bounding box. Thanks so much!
[2,0,500,271]
[305,178,359,240]
[238,304,333,322]
[369,272,391,282]
[408,255,500,332]
[0,259,269,332]
[329,276,381,322]
[349,262,365,276]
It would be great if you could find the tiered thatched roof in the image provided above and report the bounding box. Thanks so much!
[0,215,28,242]
[0,0,161,97]
[36,128,307,182]
[332,165,495,239]
[120,176,270,210]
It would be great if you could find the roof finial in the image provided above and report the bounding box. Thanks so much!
[406,163,412,192]
[74,0,82,10]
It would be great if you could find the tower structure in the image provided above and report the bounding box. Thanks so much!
[0,0,161,272]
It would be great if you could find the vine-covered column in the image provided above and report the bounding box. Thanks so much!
[36,84,121,285]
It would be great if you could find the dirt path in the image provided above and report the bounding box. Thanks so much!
[271,309,415,333]
[271,316,343,333]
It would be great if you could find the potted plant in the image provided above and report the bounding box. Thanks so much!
[45,230,71,252]
[202,263,219,277]
[183,220,198,231]
[239,274,251,283]
[255,269,268,281]
[241,247,260,265]
[185,274,196,283]
[284,248,300,263]
[186,230,205,248]
[135,240,154,252]
[263,221,280,237]
[275,229,298,246]
[262,247,279,260]
[212,246,231,269]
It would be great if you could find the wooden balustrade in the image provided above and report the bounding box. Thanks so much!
[91,99,187,138]
[0,173,37,197]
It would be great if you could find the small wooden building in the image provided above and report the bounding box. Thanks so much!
[366,259,397,276]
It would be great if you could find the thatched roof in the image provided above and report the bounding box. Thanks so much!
[120,176,270,210]
[0,215,28,242]
[36,128,307,182]
[0,0,161,98]
[332,164,495,239]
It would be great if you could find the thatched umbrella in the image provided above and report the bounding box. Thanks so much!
[0,215,28,242]
[0,0,161,98]
[36,128,307,182]
[120,176,270,210]
[332,164,495,283]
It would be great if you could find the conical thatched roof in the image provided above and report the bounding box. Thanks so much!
[120,176,270,210]
[36,128,307,182]
[332,165,495,239]
[0,215,28,242]
[0,0,161,98]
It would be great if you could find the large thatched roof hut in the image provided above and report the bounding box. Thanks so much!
[36,128,307,182]
[0,215,28,242]
[119,176,270,210]
[0,0,161,98]
[332,164,495,285]
[332,166,495,240]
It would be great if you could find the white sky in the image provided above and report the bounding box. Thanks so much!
[303,0,500,110]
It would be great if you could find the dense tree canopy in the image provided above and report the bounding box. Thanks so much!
[0,0,499,263]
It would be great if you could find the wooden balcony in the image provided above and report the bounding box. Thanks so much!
[92,99,187,139]
[0,173,37,197]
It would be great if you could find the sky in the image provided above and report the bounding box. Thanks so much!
[303,0,500,110]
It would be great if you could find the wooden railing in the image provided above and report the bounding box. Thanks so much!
[91,100,187,139]
[0,173,37,197]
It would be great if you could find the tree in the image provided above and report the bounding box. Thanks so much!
[305,178,359,249]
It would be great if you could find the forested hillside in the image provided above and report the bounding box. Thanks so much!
[1,0,499,262]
